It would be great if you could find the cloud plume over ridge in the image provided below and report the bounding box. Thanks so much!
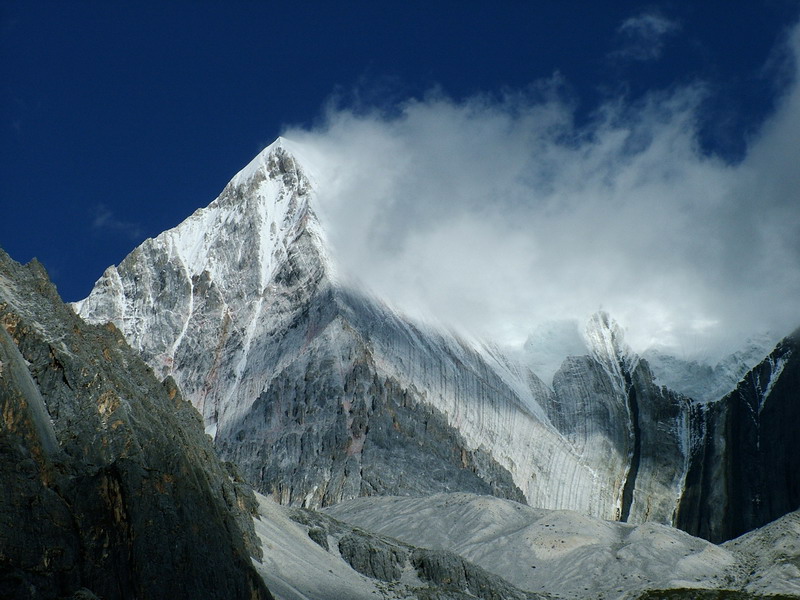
[284,28,800,362]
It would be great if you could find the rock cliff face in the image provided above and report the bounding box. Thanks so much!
[677,330,800,542]
[545,313,691,524]
[0,249,271,599]
[74,138,796,540]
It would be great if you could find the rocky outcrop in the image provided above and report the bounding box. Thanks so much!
[677,330,800,542]
[545,313,691,524]
[286,504,546,600]
[220,339,526,506]
[0,249,271,599]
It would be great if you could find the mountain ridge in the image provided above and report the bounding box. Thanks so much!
[74,138,798,541]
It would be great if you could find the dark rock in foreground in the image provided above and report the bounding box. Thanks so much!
[0,249,272,600]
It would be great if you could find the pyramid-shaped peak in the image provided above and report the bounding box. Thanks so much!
[230,136,312,188]
[74,135,331,389]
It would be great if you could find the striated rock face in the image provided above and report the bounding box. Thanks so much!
[74,138,796,540]
[677,330,800,542]
[543,313,692,524]
[0,250,271,600]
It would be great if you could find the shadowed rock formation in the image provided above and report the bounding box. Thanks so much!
[677,330,800,542]
[0,249,272,600]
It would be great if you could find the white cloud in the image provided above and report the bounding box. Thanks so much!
[613,13,680,61]
[92,204,142,240]
[284,27,800,363]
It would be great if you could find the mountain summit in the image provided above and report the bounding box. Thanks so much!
[75,138,327,438]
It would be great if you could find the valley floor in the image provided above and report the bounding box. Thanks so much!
[252,492,800,600]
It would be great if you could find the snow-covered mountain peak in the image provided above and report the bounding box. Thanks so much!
[229,136,315,190]
[73,138,331,383]
[522,319,587,386]
[73,138,800,535]
[583,311,636,372]
[94,139,318,288]
[521,314,641,387]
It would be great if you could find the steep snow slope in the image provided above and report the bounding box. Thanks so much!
[74,138,325,439]
[75,139,702,526]
[644,333,777,403]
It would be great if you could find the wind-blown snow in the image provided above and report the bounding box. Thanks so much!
[644,333,778,403]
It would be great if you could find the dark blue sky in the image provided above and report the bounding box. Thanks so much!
[2,1,799,301]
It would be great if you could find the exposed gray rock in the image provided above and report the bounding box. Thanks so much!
[217,322,526,506]
[410,549,540,600]
[338,532,407,582]
[545,313,692,524]
[624,358,692,524]
[0,249,271,599]
[307,526,329,550]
